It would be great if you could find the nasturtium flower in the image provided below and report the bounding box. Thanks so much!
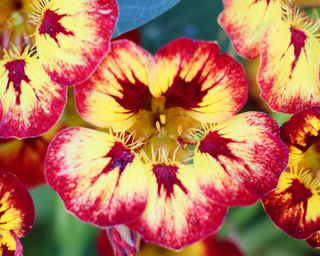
[220,0,320,114]
[0,172,35,255]
[0,0,118,138]
[45,38,288,250]
[263,108,320,244]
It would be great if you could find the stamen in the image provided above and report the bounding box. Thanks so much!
[28,0,50,26]
[185,122,218,143]
[113,129,146,151]
[159,114,166,125]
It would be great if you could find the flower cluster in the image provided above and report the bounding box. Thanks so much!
[2,0,320,254]
[0,0,118,138]
[220,0,320,113]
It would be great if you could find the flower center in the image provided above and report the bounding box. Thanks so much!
[129,96,198,162]
[0,0,35,53]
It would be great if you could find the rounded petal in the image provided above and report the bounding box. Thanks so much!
[75,40,154,131]
[45,127,148,227]
[0,231,23,256]
[150,38,248,123]
[219,0,283,59]
[129,163,227,250]
[0,137,49,188]
[258,19,320,113]
[0,172,35,237]
[35,0,118,85]
[0,51,67,139]
[263,167,320,239]
[306,231,320,248]
[194,112,288,206]
[280,108,320,169]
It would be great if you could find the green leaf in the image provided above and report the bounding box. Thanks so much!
[113,0,180,37]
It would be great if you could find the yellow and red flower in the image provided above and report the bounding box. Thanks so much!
[263,108,320,246]
[45,38,288,250]
[0,0,118,138]
[219,0,320,114]
[0,172,35,255]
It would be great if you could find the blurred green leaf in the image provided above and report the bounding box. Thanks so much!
[114,0,180,37]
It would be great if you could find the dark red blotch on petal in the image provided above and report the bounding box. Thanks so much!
[39,9,74,46]
[0,244,15,256]
[152,164,187,198]
[290,27,307,72]
[165,71,210,110]
[110,71,152,113]
[199,130,237,159]
[286,179,313,209]
[5,59,30,105]
[103,142,134,174]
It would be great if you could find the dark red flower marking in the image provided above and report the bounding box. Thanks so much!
[286,179,312,212]
[39,9,74,46]
[199,130,237,159]
[280,108,320,153]
[110,71,152,113]
[290,27,307,72]
[102,142,134,174]
[0,244,15,256]
[91,141,135,186]
[152,164,187,198]
[5,60,30,105]
[165,68,222,110]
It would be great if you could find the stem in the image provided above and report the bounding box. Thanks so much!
[106,225,141,256]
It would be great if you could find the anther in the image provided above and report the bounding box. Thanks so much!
[159,114,166,125]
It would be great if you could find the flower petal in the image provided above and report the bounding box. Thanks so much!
[280,108,320,169]
[0,172,35,237]
[194,112,288,206]
[0,231,23,256]
[75,40,154,131]
[35,0,118,85]
[306,231,320,248]
[263,167,320,239]
[0,136,49,188]
[0,52,67,139]
[129,163,227,250]
[45,127,148,227]
[219,0,283,59]
[150,38,248,123]
[258,19,320,113]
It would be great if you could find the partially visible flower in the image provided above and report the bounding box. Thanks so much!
[0,172,35,255]
[263,108,320,245]
[45,38,288,250]
[97,230,243,256]
[0,0,118,138]
[219,0,320,114]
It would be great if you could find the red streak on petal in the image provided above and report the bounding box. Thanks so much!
[199,131,237,159]
[5,59,30,105]
[109,71,152,113]
[290,27,307,73]
[39,9,74,46]
[286,179,313,207]
[152,164,187,198]
[0,244,15,256]
[102,142,134,174]
[165,68,222,110]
